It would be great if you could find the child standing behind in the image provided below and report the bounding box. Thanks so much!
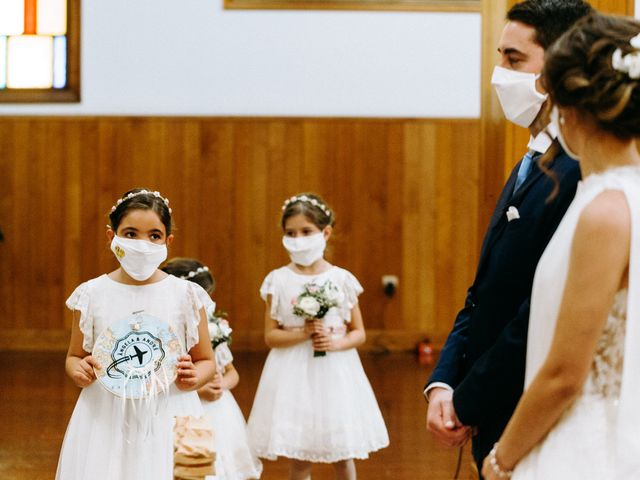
[57,189,216,480]
[163,258,263,480]
[247,193,389,480]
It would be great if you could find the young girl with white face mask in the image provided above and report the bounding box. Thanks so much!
[247,193,389,480]
[57,188,216,480]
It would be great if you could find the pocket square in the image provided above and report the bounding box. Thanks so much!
[506,206,520,222]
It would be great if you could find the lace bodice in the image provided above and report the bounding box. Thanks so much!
[583,289,627,398]
[259,266,363,328]
[516,165,640,478]
[65,274,206,353]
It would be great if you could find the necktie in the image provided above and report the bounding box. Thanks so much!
[513,150,536,193]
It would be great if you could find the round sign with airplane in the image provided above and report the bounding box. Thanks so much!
[92,312,181,398]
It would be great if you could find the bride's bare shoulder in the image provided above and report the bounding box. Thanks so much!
[574,190,630,257]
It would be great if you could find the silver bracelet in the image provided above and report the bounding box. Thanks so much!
[489,444,513,479]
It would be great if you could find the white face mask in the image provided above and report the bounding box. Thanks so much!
[282,232,326,267]
[492,66,548,128]
[111,236,168,281]
[550,106,580,161]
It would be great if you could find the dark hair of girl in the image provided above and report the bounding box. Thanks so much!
[161,257,215,294]
[109,188,173,235]
[280,193,335,230]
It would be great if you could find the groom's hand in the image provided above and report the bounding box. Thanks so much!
[426,387,471,448]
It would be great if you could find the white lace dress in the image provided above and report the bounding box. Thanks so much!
[56,274,206,480]
[192,292,262,480]
[247,266,389,463]
[513,166,640,479]
[203,342,263,480]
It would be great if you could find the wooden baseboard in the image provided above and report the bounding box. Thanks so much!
[0,328,440,353]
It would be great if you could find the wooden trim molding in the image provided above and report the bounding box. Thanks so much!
[0,0,80,103]
[225,0,480,12]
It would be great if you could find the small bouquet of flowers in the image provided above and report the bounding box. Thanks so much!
[207,307,232,349]
[292,280,344,357]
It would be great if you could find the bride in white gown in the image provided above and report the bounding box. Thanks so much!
[482,12,640,480]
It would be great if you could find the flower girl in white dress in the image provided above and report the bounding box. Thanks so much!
[247,193,389,480]
[162,258,263,480]
[482,13,640,480]
[57,189,216,480]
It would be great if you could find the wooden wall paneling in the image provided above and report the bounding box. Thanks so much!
[341,122,390,332]
[231,121,270,344]
[171,120,202,258]
[94,120,117,279]
[433,123,457,342]
[432,121,480,344]
[379,123,405,333]
[591,0,634,15]
[197,121,237,330]
[247,121,272,333]
[94,120,121,277]
[402,122,438,341]
[10,121,31,331]
[0,117,480,352]
[365,122,394,331]
[62,121,84,330]
[0,119,12,332]
[41,122,66,330]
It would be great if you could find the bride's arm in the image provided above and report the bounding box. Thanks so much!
[484,191,630,477]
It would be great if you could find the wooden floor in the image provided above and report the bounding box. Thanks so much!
[0,351,476,479]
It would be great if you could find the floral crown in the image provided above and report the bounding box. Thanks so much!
[612,33,640,80]
[281,195,331,217]
[110,190,172,214]
[180,266,209,280]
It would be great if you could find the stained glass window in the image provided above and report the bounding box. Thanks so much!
[0,0,78,102]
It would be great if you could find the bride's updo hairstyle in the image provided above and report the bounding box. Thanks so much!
[544,12,640,139]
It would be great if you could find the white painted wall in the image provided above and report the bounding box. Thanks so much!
[0,0,481,117]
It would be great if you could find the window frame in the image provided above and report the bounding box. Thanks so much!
[224,0,480,12]
[0,0,80,103]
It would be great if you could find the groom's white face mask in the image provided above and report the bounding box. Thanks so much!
[495,20,547,125]
[492,67,548,128]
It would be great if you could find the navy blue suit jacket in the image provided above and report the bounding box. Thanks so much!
[427,147,581,468]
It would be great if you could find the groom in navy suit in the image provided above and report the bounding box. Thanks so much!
[424,0,592,473]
